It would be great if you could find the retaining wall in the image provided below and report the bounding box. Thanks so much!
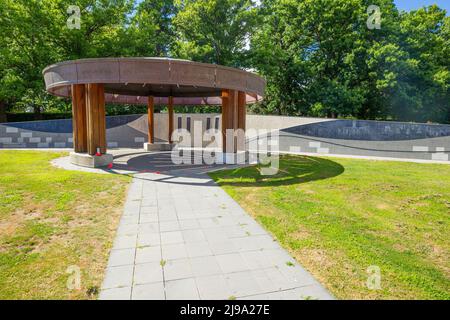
[0,114,449,162]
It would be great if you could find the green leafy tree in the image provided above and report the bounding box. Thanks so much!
[172,0,258,67]
[0,0,134,119]
[119,0,177,57]
[250,0,449,122]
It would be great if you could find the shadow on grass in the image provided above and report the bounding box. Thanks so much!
[209,155,345,187]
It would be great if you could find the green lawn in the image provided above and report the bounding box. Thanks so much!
[0,151,131,299]
[210,155,450,300]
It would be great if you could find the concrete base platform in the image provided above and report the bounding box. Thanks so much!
[219,151,248,164]
[143,142,174,151]
[70,152,113,168]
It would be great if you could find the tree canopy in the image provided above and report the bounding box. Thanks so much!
[0,0,448,123]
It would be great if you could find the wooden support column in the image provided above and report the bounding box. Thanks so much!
[237,91,246,131]
[86,84,107,155]
[221,89,238,153]
[168,96,174,143]
[71,84,87,153]
[237,91,247,152]
[147,96,155,144]
[221,90,229,153]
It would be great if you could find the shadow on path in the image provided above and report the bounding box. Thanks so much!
[106,151,245,186]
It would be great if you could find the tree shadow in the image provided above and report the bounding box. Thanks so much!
[210,155,345,188]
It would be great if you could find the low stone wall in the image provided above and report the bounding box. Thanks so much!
[0,114,449,162]
[247,115,450,162]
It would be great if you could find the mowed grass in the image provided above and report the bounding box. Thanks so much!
[209,155,450,300]
[0,151,131,299]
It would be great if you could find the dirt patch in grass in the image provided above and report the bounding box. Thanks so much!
[0,151,131,299]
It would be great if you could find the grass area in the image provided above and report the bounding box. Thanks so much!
[209,155,450,300]
[0,151,131,299]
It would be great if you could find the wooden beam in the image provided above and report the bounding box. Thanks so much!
[221,90,239,153]
[71,84,87,153]
[147,96,155,144]
[98,84,106,154]
[221,90,229,153]
[237,91,247,152]
[238,91,246,131]
[168,96,174,143]
[86,84,106,155]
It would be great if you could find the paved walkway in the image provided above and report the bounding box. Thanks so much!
[97,151,333,300]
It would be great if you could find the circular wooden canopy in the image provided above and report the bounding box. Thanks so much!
[43,58,265,105]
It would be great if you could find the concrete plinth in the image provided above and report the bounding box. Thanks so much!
[143,143,174,151]
[70,152,113,168]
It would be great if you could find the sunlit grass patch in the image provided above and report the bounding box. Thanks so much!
[210,155,450,300]
[0,151,131,299]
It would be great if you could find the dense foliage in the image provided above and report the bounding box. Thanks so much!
[0,0,448,123]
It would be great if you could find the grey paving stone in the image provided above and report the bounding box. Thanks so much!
[208,240,239,255]
[159,212,178,222]
[225,271,262,297]
[179,219,200,230]
[137,233,160,247]
[140,206,158,214]
[182,229,206,243]
[177,212,197,220]
[135,246,162,264]
[158,205,176,215]
[133,262,164,285]
[262,248,294,265]
[132,282,165,300]
[102,265,134,289]
[277,263,318,287]
[189,256,222,277]
[120,215,139,225]
[162,243,188,260]
[239,291,284,300]
[232,235,279,252]
[138,222,159,234]
[113,234,137,250]
[240,250,273,269]
[161,231,184,245]
[99,287,131,300]
[140,214,158,223]
[285,284,334,300]
[185,242,213,258]
[107,248,135,267]
[123,201,141,215]
[164,259,193,281]
[216,253,249,274]
[198,217,221,229]
[165,278,200,300]
[241,223,268,236]
[196,274,231,300]
[116,224,139,236]
[141,198,158,207]
[203,228,229,242]
[223,225,249,238]
[160,221,180,232]
[250,269,278,293]
[263,267,300,291]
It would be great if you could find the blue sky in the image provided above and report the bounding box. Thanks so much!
[394,0,450,13]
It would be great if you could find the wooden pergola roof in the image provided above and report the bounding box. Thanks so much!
[43,58,265,105]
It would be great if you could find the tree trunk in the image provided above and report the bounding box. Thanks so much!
[0,101,7,123]
[34,106,43,120]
